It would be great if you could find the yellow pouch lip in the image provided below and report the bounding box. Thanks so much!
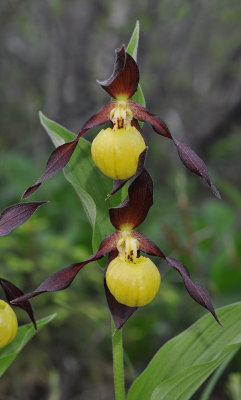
[91,125,146,180]
[106,255,161,307]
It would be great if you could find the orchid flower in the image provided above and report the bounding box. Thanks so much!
[13,170,221,330]
[21,46,220,200]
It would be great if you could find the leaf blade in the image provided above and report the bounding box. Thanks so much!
[127,20,140,62]
[127,302,241,400]
[200,349,238,400]
[127,21,146,110]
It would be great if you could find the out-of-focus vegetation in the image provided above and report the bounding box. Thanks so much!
[0,1,240,399]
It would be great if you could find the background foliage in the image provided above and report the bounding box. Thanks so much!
[0,1,240,399]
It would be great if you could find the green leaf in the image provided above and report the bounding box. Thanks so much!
[0,314,55,377]
[39,112,121,255]
[127,20,140,62]
[127,21,146,113]
[127,302,241,400]
[200,349,238,400]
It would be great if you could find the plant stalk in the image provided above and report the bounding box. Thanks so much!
[112,320,125,400]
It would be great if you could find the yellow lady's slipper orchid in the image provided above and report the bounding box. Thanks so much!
[106,233,160,306]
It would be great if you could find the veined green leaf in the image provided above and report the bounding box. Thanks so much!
[0,314,55,377]
[200,349,238,400]
[127,302,241,400]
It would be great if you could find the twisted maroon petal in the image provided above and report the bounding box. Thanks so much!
[132,233,221,325]
[22,130,86,199]
[173,138,221,198]
[0,201,47,236]
[129,101,220,198]
[22,101,116,200]
[97,45,139,100]
[129,101,172,139]
[0,278,36,329]
[166,257,222,326]
[109,168,153,230]
[132,232,166,259]
[82,102,115,130]
[104,251,137,331]
[107,179,129,199]
[11,232,120,304]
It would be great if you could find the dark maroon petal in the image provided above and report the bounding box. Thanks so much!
[82,102,115,130]
[132,232,166,259]
[104,280,137,331]
[107,147,147,199]
[107,179,129,199]
[0,202,47,236]
[173,139,221,199]
[131,232,220,325]
[104,252,137,331]
[11,232,120,304]
[129,101,172,139]
[22,102,117,200]
[129,101,220,198]
[109,168,153,230]
[98,45,126,89]
[97,45,139,100]
[22,131,87,199]
[0,278,36,329]
[12,263,90,303]
[166,257,222,326]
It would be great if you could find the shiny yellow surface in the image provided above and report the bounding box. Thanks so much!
[91,126,146,180]
[0,300,18,348]
[106,256,161,307]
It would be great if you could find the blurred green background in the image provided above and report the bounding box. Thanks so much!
[0,0,240,399]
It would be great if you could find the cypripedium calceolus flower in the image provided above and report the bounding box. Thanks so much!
[0,278,37,347]
[12,170,221,330]
[21,46,220,200]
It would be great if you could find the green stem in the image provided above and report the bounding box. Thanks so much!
[112,320,126,400]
